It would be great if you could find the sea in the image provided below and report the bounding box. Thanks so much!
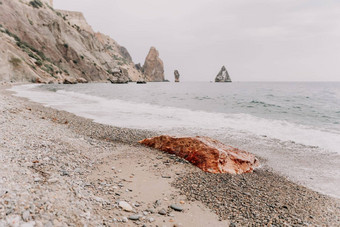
[11,82,340,198]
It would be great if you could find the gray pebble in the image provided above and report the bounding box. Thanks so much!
[128,215,140,220]
[158,209,167,215]
[170,204,183,212]
[122,217,128,223]
[22,210,30,222]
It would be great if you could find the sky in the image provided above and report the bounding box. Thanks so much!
[54,0,340,82]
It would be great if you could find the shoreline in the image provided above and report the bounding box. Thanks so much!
[1,84,340,226]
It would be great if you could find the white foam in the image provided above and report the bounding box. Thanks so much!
[11,84,340,155]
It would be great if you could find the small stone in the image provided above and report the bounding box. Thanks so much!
[118,201,133,212]
[148,209,155,214]
[122,217,128,223]
[22,210,30,222]
[158,209,167,215]
[154,200,161,207]
[149,217,155,223]
[128,215,140,221]
[179,201,185,204]
[34,177,41,182]
[47,178,58,183]
[60,170,69,176]
[170,204,183,212]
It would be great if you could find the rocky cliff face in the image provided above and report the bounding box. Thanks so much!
[0,0,144,83]
[142,47,165,82]
[215,66,232,82]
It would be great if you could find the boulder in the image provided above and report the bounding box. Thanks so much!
[139,136,259,174]
[215,66,231,82]
[142,47,165,82]
[63,77,78,84]
[174,70,180,82]
[107,67,129,84]
[77,77,88,83]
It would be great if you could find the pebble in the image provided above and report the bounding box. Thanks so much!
[149,217,155,223]
[154,200,161,207]
[118,201,133,212]
[170,204,183,212]
[34,177,41,182]
[128,215,140,221]
[158,209,167,215]
[47,178,58,183]
[122,217,128,223]
[60,170,69,176]
[22,210,30,222]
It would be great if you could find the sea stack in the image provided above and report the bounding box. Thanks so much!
[215,66,232,82]
[142,47,165,82]
[174,70,180,82]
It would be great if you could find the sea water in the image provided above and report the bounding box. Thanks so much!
[11,82,340,198]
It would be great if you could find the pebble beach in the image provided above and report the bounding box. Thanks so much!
[1,84,339,227]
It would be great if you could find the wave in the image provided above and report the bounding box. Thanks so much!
[11,84,340,155]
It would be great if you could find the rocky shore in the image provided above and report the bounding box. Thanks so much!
[1,84,340,226]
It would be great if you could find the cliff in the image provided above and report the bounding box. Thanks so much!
[0,0,144,83]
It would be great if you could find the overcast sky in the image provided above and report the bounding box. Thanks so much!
[54,0,340,81]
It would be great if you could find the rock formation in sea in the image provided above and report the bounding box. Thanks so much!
[215,66,232,82]
[174,70,180,82]
[139,135,259,174]
[0,0,144,83]
[142,47,165,82]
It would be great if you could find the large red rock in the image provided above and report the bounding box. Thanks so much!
[139,136,259,174]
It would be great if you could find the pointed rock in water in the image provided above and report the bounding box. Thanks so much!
[119,201,133,212]
[139,136,259,174]
[174,70,180,82]
[142,47,165,82]
[215,66,232,82]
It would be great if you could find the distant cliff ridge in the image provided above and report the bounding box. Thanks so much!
[0,0,154,83]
